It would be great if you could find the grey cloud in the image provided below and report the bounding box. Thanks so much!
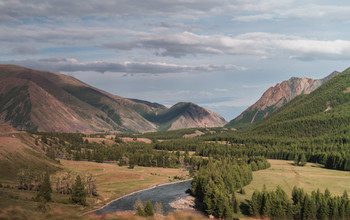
[0,25,124,45]
[11,45,38,54]
[1,58,242,74]
[145,22,202,32]
[104,32,266,58]
[104,32,350,60]
[0,0,228,22]
[0,0,296,23]
[233,4,350,22]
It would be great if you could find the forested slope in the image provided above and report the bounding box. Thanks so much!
[247,67,350,138]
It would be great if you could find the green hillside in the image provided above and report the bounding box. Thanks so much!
[248,67,350,138]
[225,104,279,129]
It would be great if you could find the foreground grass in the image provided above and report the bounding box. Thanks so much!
[0,206,207,220]
[237,159,350,203]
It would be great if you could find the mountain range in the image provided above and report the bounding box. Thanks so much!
[0,65,226,133]
[226,71,340,129]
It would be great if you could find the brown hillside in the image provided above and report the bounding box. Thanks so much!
[0,125,59,180]
[0,65,226,132]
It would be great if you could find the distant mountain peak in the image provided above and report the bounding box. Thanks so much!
[226,71,340,129]
[246,68,350,138]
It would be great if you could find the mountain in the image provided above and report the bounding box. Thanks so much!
[246,67,350,138]
[0,65,226,133]
[145,102,227,131]
[226,71,340,128]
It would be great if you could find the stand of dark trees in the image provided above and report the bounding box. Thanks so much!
[249,186,350,220]
[191,157,270,218]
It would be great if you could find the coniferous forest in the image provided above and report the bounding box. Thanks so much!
[30,126,350,219]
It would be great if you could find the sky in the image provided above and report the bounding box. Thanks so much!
[1,0,350,121]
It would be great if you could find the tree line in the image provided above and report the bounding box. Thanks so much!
[195,138,350,172]
[249,186,350,219]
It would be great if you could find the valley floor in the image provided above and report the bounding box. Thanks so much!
[238,159,350,203]
[2,159,350,219]
[60,160,190,212]
[0,159,190,218]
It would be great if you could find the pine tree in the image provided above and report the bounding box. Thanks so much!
[300,153,307,166]
[144,201,154,216]
[137,206,145,216]
[302,195,316,220]
[317,197,329,220]
[232,191,239,214]
[261,192,271,217]
[223,196,234,218]
[249,190,260,216]
[250,161,258,171]
[324,188,331,199]
[294,154,299,166]
[35,172,52,202]
[345,199,350,218]
[71,175,87,206]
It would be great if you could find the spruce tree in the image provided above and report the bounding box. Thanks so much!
[223,196,234,218]
[35,172,52,202]
[261,192,271,217]
[324,188,331,199]
[71,175,87,206]
[137,206,145,216]
[249,190,260,216]
[144,201,154,216]
[232,191,239,214]
[330,198,339,219]
[317,197,329,220]
[300,153,307,166]
[294,154,299,166]
[302,195,316,220]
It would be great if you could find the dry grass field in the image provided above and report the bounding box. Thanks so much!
[0,158,189,216]
[59,160,190,211]
[237,159,350,203]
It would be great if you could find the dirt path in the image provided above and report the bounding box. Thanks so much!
[291,166,301,187]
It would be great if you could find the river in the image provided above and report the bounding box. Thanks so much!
[95,179,192,215]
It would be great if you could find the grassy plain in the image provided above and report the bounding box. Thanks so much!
[0,159,189,214]
[60,160,190,211]
[237,159,350,203]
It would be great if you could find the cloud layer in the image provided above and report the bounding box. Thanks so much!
[0,0,293,22]
[1,58,243,74]
[104,32,350,60]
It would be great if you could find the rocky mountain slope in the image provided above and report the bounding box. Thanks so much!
[246,67,350,138]
[0,65,226,133]
[226,71,340,128]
